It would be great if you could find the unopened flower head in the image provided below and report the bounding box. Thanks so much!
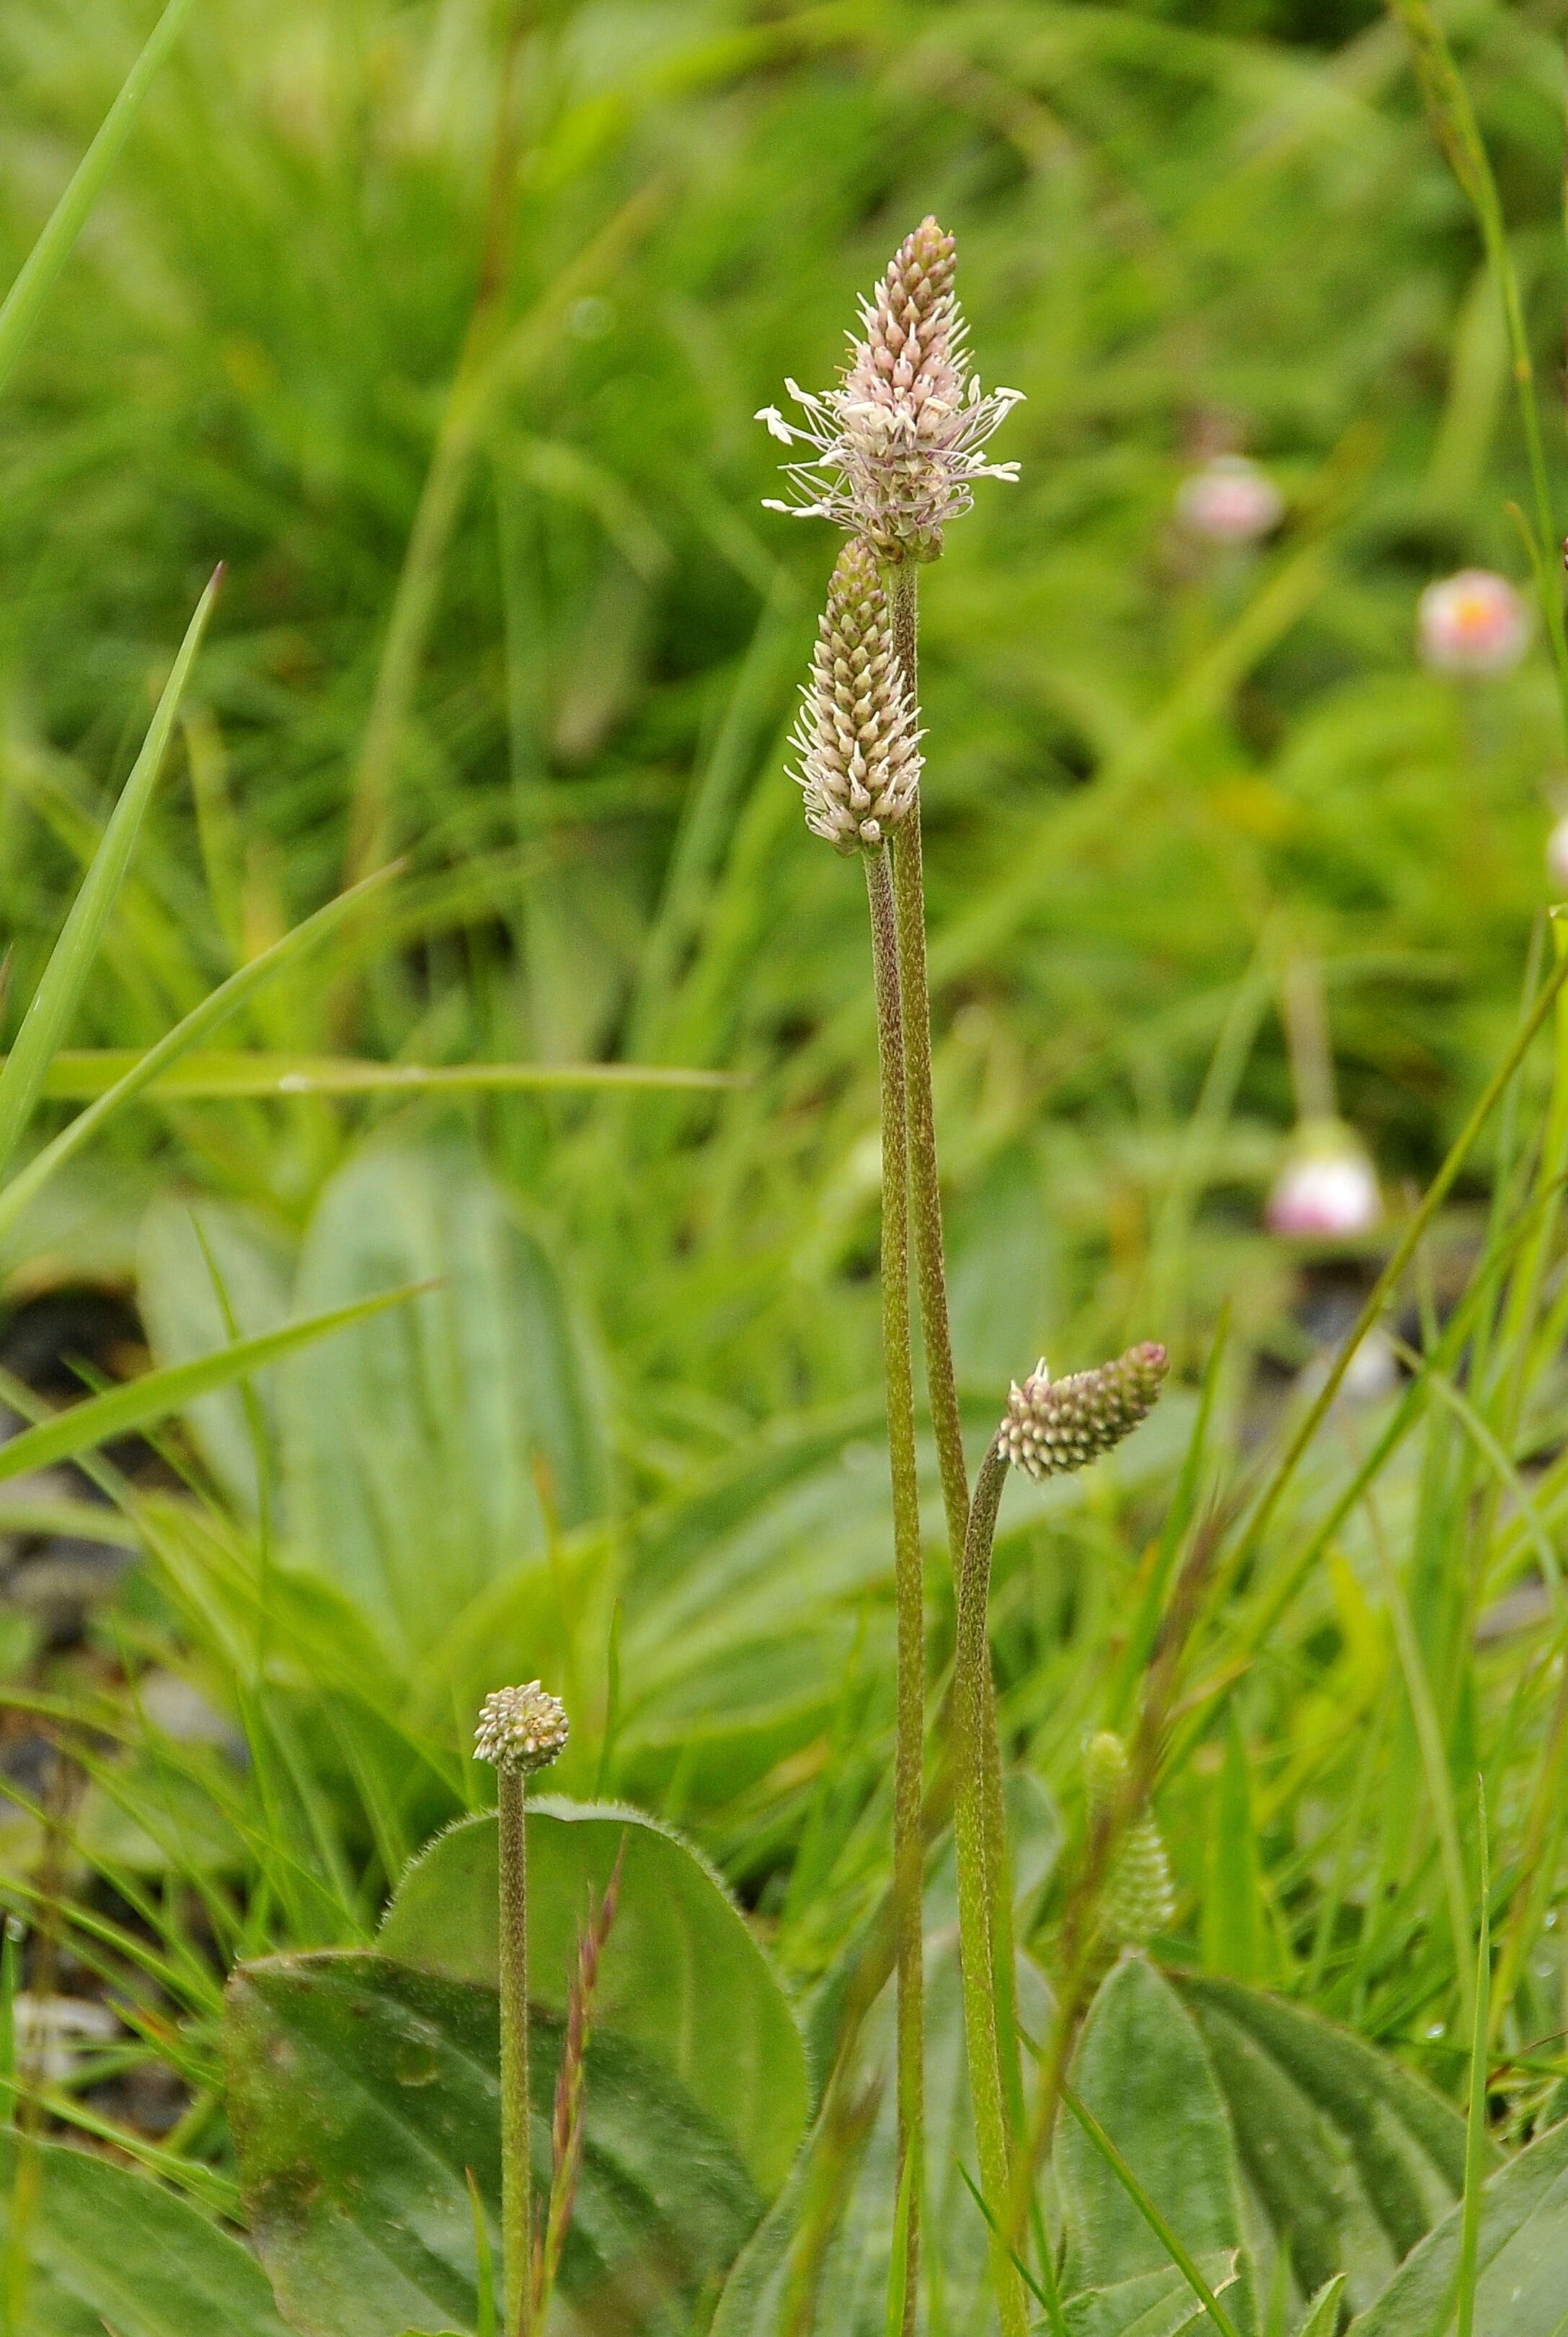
[1084,1730,1177,1948]
[789,537,922,852]
[756,216,1022,561]
[1175,454,1282,545]
[474,1682,569,1777]
[1266,1119,1381,1241]
[1417,569,1530,677]
[997,1342,1168,1481]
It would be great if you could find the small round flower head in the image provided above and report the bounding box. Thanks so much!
[1175,453,1282,545]
[998,1342,1168,1481]
[789,537,922,852]
[756,216,1022,561]
[1417,569,1530,677]
[1266,1119,1381,1241]
[1547,812,1568,892]
[474,1682,569,1777]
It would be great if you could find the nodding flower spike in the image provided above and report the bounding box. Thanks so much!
[756,216,1022,562]
[474,1682,569,1778]
[997,1342,1168,1481]
[789,537,922,853]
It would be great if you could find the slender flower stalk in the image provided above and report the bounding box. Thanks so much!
[953,1347,1167,2336]
[475,1682,570,2337]
[865,842,927,2331]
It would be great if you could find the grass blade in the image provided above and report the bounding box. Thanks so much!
[1455,1792,1491,2337]
[14,1050,742,1100]
[0,1283,426,1486]
[0,866,399,1244]
[0,570,221,1182]
[0,0,198,397]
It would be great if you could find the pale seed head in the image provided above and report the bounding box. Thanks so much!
[474,1681,569,1777]
[997,1342,1168,1481]
[789,536,922,853]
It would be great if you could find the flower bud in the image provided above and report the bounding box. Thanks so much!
[1265,1119,1381,1241]
[997,1342,1168,1481]
[474,1682,569,1777]
[1084,1730,1176,1948]
[1417,569,1530,676]
[1175,454,1282,545]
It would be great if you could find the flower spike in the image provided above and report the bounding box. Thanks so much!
[474,1681,569,1777]
[997,1342,1168,1481]
[789,537,922,852]
[757,216,1022,561]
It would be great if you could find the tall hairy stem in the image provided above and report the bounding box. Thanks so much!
[887,562,1020,2115]
[497,1770,533,2337]
[953,1447,1029,2337]
[865,846,926,2331]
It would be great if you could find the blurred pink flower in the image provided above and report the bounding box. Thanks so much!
[1175,454,1282,544]
[1547,813,1568,892]
[1417,569,1530,676]
[1267,1121,1382,1241]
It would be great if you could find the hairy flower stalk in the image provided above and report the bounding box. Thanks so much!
[789,538,921,853]
[757,216,1022,563]
[953,1347,1167,2337]
[475,1682,569,2337]
[864,843,927,2333]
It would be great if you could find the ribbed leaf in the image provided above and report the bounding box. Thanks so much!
[1174,1971,1468,2315]
[0,2129,289,2336]
[226,1951,763,2337]
[377,1798,809,2196]
[1345,2115,1568,2337]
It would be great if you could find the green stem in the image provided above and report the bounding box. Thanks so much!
[954,1447,1028,2337]
[886,560,1020,2121]
[864,845,926,2332]
[497,1769,532,2337]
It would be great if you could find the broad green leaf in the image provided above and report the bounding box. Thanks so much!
[0,2127,290,2336]
[0,1283,422,1486]
[1345,2115,1568,2337]
[278,1139,610,1657]
[377,1798,808,2196]
[1063,2253,1243,2337]
[226,1951,763,2337]
[0,0,197,395]
[1060,1955,1252,2325]
[0,573,219,1184]
[1174,1971,1468,2315]
[1293,2276,1346,2336]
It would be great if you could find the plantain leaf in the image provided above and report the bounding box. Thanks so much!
[1063,2253,1243,2337]
[226,1951,763,2337]
[0,2128,290,2336]
[376,1797,808,2197]
[1292,2275,1346,2336]
[1060,1954,1253,2326]
[1174,1970,1468,2316]
[1344,2114,1568,2337]
[278,1138,610,1658]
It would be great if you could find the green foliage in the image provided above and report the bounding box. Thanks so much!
[377,1799,810,2196]
[226,1953,763,2337]
[1345,2114,1568,2337]
[0,2129,291,2336]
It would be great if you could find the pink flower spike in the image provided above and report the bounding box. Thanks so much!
[1175,454,1282,545]
[1266,1120,1383,1241]
[1417,569,1530,677]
